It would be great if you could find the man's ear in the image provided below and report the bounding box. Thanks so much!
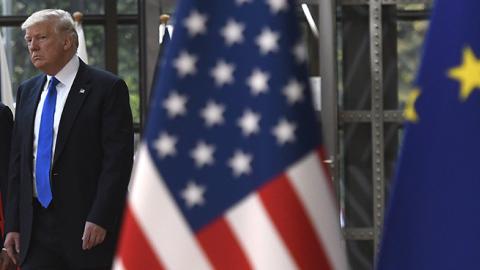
[63,35,73,50]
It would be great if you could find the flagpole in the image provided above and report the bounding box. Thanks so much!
[73,11,89,64]
[159,14,170,44]
[73,11,83,24]
[149,14,171,107]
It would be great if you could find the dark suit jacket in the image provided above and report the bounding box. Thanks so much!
[0,103,12,244]
[5,59,134,267]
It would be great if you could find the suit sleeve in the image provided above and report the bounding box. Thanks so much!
[5,88,23,234]
[0,105,13,241]
[87,79,134,231]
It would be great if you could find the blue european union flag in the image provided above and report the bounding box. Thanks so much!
[377,0,480,269]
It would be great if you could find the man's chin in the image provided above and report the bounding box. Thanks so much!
[32,62,44,69]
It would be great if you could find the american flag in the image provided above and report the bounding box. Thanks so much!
[114,0,348,269]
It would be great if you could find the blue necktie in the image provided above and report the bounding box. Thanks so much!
[36,77,59,208]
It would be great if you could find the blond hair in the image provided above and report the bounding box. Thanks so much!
[22,9,78,48]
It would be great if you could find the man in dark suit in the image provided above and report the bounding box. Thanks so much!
[4,9,133,270]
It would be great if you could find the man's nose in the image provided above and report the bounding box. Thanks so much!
[29,40,39,50]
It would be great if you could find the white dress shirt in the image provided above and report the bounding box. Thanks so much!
[32,55,80,196]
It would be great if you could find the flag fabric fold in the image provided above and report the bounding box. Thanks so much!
[0,32,14,110]
[114,0,348,269]
[149,26,171,104]
[75,21,88,64]
[160,26,171,45]
[159,23,173,45]
[377,0,480,269]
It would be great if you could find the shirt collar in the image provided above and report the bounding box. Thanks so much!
[46,55,80,89]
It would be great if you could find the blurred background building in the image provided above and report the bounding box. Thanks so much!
[0,0,432,269]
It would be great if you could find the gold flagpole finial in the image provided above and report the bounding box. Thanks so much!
[73,11,84,23]
[160,14,170,25]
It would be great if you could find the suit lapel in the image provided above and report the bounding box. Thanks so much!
[24,76,46,172]
[53,61,91,163]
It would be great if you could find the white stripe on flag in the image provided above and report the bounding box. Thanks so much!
[226,194,297,270]
[0,32,14,110]
[129,145,212,270]
[287,151,350,270]
[112,258,125,270]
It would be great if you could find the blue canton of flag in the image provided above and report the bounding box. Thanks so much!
[115,1,348,269]
[377,0,480,269]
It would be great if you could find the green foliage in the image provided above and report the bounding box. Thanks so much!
[129,92,140,123]
[397,20,429,107]
[84,26,105,69]
[118,25,140,123]
[10,0,104,15]
[118,0,138,14]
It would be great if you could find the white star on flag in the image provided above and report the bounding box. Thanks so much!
[272,118,296,145]
[183,10,208,37]
[238,109,261,136]
[267,0,289,14]
[228,150,253,177]
[200,100,225,127]
[221,19,245,46]
[256,28,280,55]
[190,141,215,168]
[174,51,198,77]
[154,132,177,158]
[293,41,308,63]
[247,68,270,95]
[163,91,188,118]
[283,79,304,105]
[181,181,206,208]
[210,60,235,87]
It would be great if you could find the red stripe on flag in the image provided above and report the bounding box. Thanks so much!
[197,218,253,270]
[259,174,333,270]
[117,206,165,270]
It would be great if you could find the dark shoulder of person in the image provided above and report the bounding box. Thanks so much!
[0,103,13,127]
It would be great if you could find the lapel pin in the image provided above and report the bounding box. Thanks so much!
[79,89,86,94]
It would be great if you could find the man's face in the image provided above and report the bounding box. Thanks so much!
[24,21,68,75]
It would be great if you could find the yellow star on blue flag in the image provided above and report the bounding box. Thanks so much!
[403,89,420,122]
[448,47,480,100]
